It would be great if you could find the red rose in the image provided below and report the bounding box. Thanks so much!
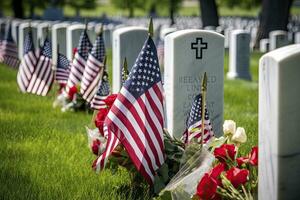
[68,86,77,100]
[72,47,78,57]
[226,167,249,188]
[210,163,226,186]
[95,108,109,136]
[104,94,118,108]
[214,144,236,162]
[249,146,258,166]
[236,156,249,167]
[91,139,101,155]
[210,163,226,179]
[196,173,218,200]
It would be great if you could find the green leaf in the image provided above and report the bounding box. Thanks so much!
[153,175,166,195]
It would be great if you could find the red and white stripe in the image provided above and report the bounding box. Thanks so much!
[187,120,214,144]
[55,67,70,84]
[90,93,107,110]
[0,40,20,68]
[26,55,54,96]
[17,51,37,93]
[80,55,103,102]
[93,82,165,184]
[65,53,86,93]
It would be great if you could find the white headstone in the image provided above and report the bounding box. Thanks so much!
[160,27,177,40]
[269,30,289,51]
[224,27,233,49]
[66,24,96,60]
[52,23,69,68]
[259,44,300,200]
[18,22,38,59]
[11,19,21,44]
[204,26,216,31]
[259,38,270,53]
[164,30,224,138]
[227,30,251,80]
[295,32,300,44]
[112,26,148,93]
[30,21,40,48]
[37,22,52,46]
[102,24,114,49]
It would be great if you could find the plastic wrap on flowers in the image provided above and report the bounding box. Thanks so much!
[158,148,214,200]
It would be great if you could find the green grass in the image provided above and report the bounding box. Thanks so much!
[2,2,300,18]
[0,51,261,199]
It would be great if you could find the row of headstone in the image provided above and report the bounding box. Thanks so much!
[111,27,225,137]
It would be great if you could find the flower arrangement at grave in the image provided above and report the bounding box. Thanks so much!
[84,19,258,200]
[53,25,106,113]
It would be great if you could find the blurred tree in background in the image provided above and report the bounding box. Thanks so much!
[198,0,219,27]
[254,0,294,48]
[217,0,261,9]
[110,0,144,18]
[67,0,96,17]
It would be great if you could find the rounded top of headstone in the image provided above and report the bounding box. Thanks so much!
[231,29,250,35]
[160,27,177,39]
[52,22,70,29]
[31,21,41,27]
[269,30,288,36]
[113,26,147,35]
[38,21,53,27]
[67,24,86,31]
[165,29,224,40]
[19,22,31,28]
[260,44,300,63]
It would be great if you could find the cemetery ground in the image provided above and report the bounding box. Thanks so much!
[0,50,260,199]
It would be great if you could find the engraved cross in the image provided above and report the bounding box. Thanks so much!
[191,38,207,59]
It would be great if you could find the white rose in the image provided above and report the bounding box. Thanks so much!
[223,120,236,136]
[232,127,247,143]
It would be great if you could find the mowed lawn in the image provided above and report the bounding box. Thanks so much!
[0,50,261,199]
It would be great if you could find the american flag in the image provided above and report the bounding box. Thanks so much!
[55,53,71,84]
[90,70,110,110]
[0,22,20,68]
[81,32,105,102]
[17,29,38,93]
[93,36,165,184]
[65,29,92,93]
[26,37,53,96]
[182,94,214,144]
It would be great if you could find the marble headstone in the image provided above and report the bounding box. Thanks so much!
[18,22,38,59]
[259,38,270,53]
[164,30,224,138]
[66,24,96,60]
[112,26,148,93]
[227,30,251,80]
[11,19,21,44]
[259,44,300,200]
[30,21,40,48]
[269,30,289,51]
[52,23,69,68]
[295,32,300,44]
[102,24,114,49]
[160,27,177,40]
[204,26,216,31]
[37,22,52,46]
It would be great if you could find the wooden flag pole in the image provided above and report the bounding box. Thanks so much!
[200,72,207,148]
[123,57,128,81]
[148,17,154,37]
